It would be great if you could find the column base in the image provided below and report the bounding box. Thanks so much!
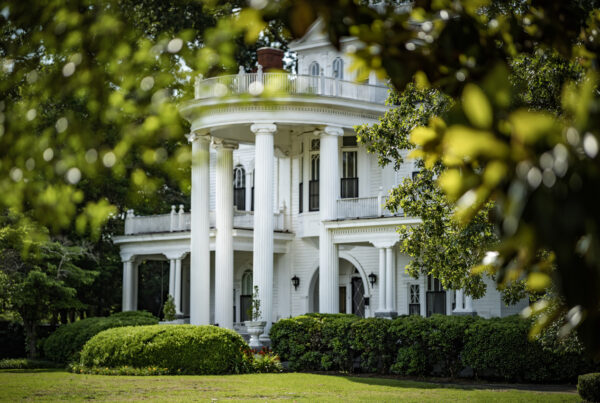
[452,311,478,317]
[374,311,398,319]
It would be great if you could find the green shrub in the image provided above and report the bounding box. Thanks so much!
[43,311,158,364]
[79,325,249,375]
[462,316,597,382]
[0,358,61,369]
[350,318,393,373]
[579,373,600,402]
[270,314,359,372]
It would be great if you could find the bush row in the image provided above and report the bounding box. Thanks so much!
[43,311,158,364]
[270,313,599,383]
[79,325,250,375]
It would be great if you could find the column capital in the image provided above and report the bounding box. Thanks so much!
[370,240,397,249]
[250,123,277,135]
[315,125,344,137]
[120,254,136,263]
[187,130,211,143]
[212,138,239,150]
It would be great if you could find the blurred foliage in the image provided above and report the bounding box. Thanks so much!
[260,0,600,356]
[0,0,290,324]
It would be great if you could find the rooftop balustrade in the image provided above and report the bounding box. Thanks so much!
[193,69,389,105]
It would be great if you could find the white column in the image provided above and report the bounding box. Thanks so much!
[465,294,474,312]
[174,257,182,315]
[319,126,342,313]
[168,259,175,298]
[189,132,211,325]
[377,248,386,313]
[251,123,276,330]
[454,289,464,313]
[385,247,394,312]
[122,259,132,311]
[214,139,237,329]
[132,261,138,311]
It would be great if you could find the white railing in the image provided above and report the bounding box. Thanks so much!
[336,194,403,220]
[194,69,388,105]
[124,205,286,235]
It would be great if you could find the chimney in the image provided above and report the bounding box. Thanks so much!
[257,47,284,71]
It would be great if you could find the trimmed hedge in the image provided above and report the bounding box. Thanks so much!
[270,314,598,382]
[79,325,248,375]
[578,373,600,402]
[43,311,158,364]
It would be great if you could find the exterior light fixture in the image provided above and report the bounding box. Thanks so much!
[291,275,300,290]
[368,272,377,287]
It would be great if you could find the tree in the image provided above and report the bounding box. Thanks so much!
[357,85,496,298]
[0,216,96,357]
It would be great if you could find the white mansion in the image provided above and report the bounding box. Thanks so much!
[114,21,526,337]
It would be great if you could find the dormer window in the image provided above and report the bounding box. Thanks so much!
[332,58,344,80]
[309,62,320,76]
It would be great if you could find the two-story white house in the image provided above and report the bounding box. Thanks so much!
[113,20,526,339]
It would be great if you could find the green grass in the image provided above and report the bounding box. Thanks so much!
[0,370,577,402]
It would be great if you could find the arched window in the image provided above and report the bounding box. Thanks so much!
[233,165,245,210]
[240,270,253,322]
[332,58,344,79]
[309,61,320,76]
[242,270,253,295]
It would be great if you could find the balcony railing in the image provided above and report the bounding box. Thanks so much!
[124,205,286,235]
[194,72,388,105]
[336,195,403,220]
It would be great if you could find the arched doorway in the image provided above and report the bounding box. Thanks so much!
[308,258,368,317]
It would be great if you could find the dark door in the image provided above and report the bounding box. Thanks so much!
[426,291,446,317]
[351,277,365,317]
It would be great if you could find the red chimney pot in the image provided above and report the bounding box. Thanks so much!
[257,47,284,71]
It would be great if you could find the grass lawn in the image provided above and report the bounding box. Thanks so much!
[0,369,577,402]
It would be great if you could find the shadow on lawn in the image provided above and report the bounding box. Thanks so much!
[341,374,576,394]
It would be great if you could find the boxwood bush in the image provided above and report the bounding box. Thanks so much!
[271,314,598,382]
[79,325,248,375]
[43,311,158,364]
[578,373,600,402]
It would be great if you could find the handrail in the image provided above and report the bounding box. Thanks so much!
[194,72,388,105]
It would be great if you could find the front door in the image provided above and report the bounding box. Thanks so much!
[351,277,365,317]
[426,274,446,316]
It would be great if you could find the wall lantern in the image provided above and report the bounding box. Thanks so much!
[368,272,377,287]
[291,275,300,291]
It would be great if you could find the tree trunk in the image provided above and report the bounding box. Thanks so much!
[23,321,37,359]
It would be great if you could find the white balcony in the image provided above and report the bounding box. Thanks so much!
[124,206,287,235]
[194,72,388,105]
[336,196,402,220]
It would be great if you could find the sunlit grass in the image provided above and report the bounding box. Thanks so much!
[0,370,577,402]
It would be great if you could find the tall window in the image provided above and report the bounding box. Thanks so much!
[299,144,304,213]
[309,139,320,211]
[409,284,421,315]
[233,165,246,210]
[332,58,344,79]
[341,136,358,198]
[240,270,253,322]
[250,169,255,211]
[309,61,320,76]
[426,274,446,317]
